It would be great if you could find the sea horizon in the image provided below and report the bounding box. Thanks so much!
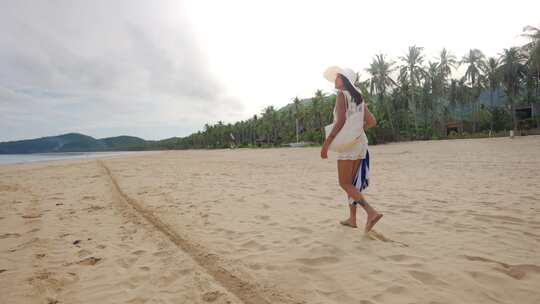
[0,151,149,165]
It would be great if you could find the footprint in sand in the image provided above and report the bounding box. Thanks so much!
[179,268,193,275]
[0,233,21,239]
[385,254,417,262]
[408,270,447,285]
[248,263,263,270]
[288,237,304,245]
[155,271,181,287]
[265,265,279,271]
[202,290,223,302]
[298,266,319,274]
[77,256,102,266]
[153,250,172,257]
[240,240,267,251]
[462,255,540,280]
[132,250,146,256]
[384,285,407,294]
[318,195,333,201]
[85,205,105,212]
[255,215,270,221]
[0,184,19,192]
[289,226,313,234]
[366,230,409,247]
[77,249,92,258]
[139,266,151,271]
[116,257,138,269]
[295,256,340,266]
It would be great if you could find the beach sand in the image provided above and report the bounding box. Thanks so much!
[1,136,539,304]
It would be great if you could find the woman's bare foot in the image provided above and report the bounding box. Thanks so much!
[340,219,357,228]
[365,213,383,233]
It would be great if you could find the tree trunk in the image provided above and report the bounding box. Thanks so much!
[490,90,494,132]
[295,118,299,143]
[511,100,518,133]
[472,86,477,133]
[411,89,418,139]
[382,95,396,140]
[461,104,465,134]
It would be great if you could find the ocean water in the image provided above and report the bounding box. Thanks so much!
[0,151,147,165]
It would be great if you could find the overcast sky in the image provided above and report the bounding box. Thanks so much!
[1,0,539,142]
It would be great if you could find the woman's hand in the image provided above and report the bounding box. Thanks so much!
[363,103,377,129]
[320,142,329,159]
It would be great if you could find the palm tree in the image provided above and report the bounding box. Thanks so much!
[252,115,258,145]
[437,48,457,96]
[292,97,302,142]
[426,61,444,137]
[522,26,540,106]
[216,121,225,147]
[263,106,279,144]
[456,78,469,129]
[483,57,502,131]
[427,62,443,97]
[312,90,326,142]
[449,79,458,112]
[499,47,528,132]
[399,45,426,137]
[521,25,540,99]
[460,49,486,132]
[366,54,397,137]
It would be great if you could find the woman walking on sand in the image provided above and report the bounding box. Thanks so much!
[320,66,383,233]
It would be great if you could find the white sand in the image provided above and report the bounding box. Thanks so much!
[1,136,539,303]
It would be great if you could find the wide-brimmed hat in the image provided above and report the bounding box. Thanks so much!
[323,66,362,95]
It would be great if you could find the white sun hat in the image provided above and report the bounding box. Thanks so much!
[323,66,362,95]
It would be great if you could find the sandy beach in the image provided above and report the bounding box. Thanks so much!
[1,136,539,304]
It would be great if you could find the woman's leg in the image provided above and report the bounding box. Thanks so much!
[338,159,361,227]
[338,159,382,232]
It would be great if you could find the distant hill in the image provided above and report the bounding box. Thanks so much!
[100,135,148,149]
[278,94,336,113]
[0,133,149,154]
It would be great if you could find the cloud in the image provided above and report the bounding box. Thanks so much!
[0,0,242,142]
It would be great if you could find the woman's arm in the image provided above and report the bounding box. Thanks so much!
[363,103,377,129]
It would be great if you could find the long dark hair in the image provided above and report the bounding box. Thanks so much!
[339,74,363,105]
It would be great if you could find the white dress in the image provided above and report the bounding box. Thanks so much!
[332,90,368,160]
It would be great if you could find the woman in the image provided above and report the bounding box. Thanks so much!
[320,66,383,233]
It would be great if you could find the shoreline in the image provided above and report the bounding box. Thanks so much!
[0,151,163,167]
